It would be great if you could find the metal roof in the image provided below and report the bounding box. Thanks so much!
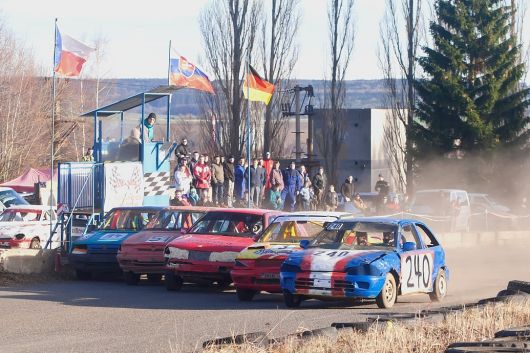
[80,85,182,118]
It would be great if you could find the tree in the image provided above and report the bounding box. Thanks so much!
[318,0,355,186]
[379,0,425,195]
[416,0,530,156]
[199,0,262,158]
[260,0,300,157]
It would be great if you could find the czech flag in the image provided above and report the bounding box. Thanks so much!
[243,65,275,105]
[169,55,214,94]
[54,26,94,77]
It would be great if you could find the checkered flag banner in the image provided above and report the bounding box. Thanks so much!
[144,172,172,196]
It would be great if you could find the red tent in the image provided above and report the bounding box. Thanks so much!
[0,168,56,193]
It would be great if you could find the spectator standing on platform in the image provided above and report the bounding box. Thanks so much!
[267,184,283,210]
[175,138,190,159]
[211,156,225,206]
[375,174,390,199]
[262,152,274,194]
[324,185,339,211]
[171,190,191,206]
[312,166,326,208]
[189,151,200,177]
[299,181,313,211]
[223,156,235,207]
[174,162,193,196]
[269,161,284,192]
[82,147,94,161]
[245,159,265,208]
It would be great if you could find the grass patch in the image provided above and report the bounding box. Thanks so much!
[203,298,530,353]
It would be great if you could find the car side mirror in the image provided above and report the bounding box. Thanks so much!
[300,239,310,249]
[402,241,417,252]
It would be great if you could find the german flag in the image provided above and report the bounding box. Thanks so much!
[243,65,275,105]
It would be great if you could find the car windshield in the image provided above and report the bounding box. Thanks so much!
[188,211,264,237]
[0,190,29,208]
[258,218,336,243]
[0,209,41,222]
[146,210,205,231]
[100,209,159,231]
[310,221,398,250]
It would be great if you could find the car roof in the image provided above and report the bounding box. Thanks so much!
[336,217,420,226]
[166,206,214,212]
[203,208,283,216]
[108,206,165,212]
[416,189,467,193]
[283,211,352,217]
[5,205,53,211]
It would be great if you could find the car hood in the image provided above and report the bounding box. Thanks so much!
[237,242,300,260]
[0,221,48,237]
[73,230,138,246]
[167,234,254,253]
[121,229,179,247]
[284,248,393,272]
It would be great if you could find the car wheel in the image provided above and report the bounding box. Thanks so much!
[75,269,92,280]
[147,273,162,283]
[30,238,41,249]
[376,273,397,309]
[124,271,140,285]
[236,288,257,302]
[429,269,447,302]
[283,291,302,308]
[165,271,183,291]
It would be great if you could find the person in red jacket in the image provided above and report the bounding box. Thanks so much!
[262,151,274,195]
[193,155,211,205]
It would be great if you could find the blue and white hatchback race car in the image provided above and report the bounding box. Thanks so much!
[280,218,448,308]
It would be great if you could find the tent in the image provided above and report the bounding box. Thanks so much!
[0,168,56,193]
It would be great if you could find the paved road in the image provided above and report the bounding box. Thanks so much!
[1,241,529,353]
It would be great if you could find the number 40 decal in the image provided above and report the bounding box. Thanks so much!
[400,252,434,294]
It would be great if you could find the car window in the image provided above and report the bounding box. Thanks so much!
[414,223,439,247]
[400,224,420,249]
[259,220,327,243]
[0,190,29,208]
[188,212,263,237]
[310,222,398,250]
[101,209,160,231]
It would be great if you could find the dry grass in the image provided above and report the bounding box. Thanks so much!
[203,298,530,353]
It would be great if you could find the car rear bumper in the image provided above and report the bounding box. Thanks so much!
[280,271,385,299]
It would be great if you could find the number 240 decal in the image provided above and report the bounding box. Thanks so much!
[400,252,434,294]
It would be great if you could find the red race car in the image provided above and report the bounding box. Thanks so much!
[164,208,283,291]
[117,206,209,285]
[231,212,352,301]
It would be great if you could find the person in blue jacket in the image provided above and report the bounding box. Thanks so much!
[234,157,246,204]
[282,161,302,211]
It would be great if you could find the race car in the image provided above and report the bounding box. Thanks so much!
[0,205,58,249]
[117,206,209,285]
[164,208,283,291]
[280,218,448,308]
[231,212,352,301]
[69,206,163,279]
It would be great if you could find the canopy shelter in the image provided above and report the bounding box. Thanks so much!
[0,168,56,193]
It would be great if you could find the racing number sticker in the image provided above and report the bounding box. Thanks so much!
[145,235,170,243]
[98,233,127,241]
[400,252,434,294]
[312,250,350,258]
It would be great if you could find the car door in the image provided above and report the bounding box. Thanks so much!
[399,222,435,295]
[412,222,445,286]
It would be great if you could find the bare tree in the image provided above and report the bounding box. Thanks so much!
[199,0,262,158]
[317,0,355,186]
[379,0,425,195]
[260,0,300,157]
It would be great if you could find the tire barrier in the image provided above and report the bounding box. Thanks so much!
[445,326,530,352]
[202,331,268,348]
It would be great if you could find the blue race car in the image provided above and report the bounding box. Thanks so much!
[280,218,448,308]
[69,206,163,279]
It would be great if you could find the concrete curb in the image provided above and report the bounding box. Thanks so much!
[0,249,57,274]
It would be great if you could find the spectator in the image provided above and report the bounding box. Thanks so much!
[82,147,94,162]
[298,165,310,186]
[262,151,274,193]
[245,159,265,208]
[211,156,225,206]
[190,151,200,172]
[269,161,284,191]
[341,175,355,202]
[235,158,246,202]
[188,187,200,206]
[353,193,368,213]
[312,166,326,208]
[171,190,191,206]
[299,181,314,211]
[175,138,190,159]
[130,113,156,143]
[203,155,212,204]
[324,184,339,211]
[375,173,390,197]
[267,184,283,210]
[282,161,302,212]
[193,155,211,205]
[174,162,192,196]
[223,156,236,207]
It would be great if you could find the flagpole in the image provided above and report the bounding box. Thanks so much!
[50,18,58,241]
[246,52,251,209]
[167,40,171,86]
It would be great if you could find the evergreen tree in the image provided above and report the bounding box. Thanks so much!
[415,0,530,156]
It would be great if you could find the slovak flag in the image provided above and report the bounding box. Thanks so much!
[54,26,95,77]
[169,53,214,94]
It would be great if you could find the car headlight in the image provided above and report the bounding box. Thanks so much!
[345,264,382,276]
[15,234,25,240]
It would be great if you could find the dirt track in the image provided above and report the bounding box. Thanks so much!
[0,240,529,353]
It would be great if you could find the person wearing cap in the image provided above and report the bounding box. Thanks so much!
[130,112,156,143]
[223,156,236,207]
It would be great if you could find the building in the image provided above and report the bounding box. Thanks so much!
[312,108,405,193]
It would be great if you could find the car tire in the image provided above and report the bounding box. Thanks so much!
[124,271,140,285]
[147,273,162,283]
[30,238,41,249]
[236,288,257,301]
[75,269,92,280]
[216,280,232,290]
[376,273,397,309]
[429,269,447,302]
[165,271,183,291]
[283,291,302,308]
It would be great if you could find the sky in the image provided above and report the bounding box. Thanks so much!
[1,0,529,83]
